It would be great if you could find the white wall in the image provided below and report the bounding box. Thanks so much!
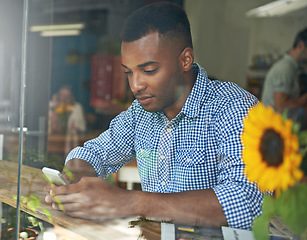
[247,11,307,64]
[184,0,307,88]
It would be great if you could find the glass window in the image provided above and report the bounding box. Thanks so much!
[0,1,24,239]
[0,1,183,239]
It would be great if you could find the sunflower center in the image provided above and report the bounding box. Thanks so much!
[260,129,284,167]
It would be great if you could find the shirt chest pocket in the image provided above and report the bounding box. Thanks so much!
[175,149,207,168]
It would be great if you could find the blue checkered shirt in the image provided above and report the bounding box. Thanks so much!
[66,63,263,230]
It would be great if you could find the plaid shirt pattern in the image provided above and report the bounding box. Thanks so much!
[66,63,263,230]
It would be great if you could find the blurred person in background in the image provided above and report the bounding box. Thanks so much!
[49,86,86,135]
[261,27,307,126]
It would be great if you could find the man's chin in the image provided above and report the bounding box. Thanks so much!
[140,104,160,113]
[142,106,156,113]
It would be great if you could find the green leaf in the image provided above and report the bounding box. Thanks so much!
[106,174,115,184]
[299,130,307,146]
[29,195,40,202]
[300,154,307,175]
[21,196,28,204]
[253,214,270,240]
[276,183,307,235]
[261,195,276,216]
[300,146,307,156]
[281,110,289,121]
[292,122,301,135]
[26,195,41,212]
[27,216,39,227]
[42,208,53,223]
[63,167,74,182]
[27,201,37,212]
[252,195,276,240]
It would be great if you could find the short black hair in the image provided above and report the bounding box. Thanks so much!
[120,2,193,49]
[293,27,307,48]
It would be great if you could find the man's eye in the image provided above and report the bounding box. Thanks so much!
[124,71,132,75]
[144,69,157,74]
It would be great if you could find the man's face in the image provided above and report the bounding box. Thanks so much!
[299,43,307,63]
[121,32,185,114]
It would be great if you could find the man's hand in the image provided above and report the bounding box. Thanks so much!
[44,159,97,204]
[45,177,137,220]
[63,158,98,183]
[44,159,227,227]
[44,177,228,227]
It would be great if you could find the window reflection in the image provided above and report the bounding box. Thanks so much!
[0,0,24,237]
[0,0,183,239]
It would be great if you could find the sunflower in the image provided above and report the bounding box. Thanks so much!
[241,102,303,195]
[54,103,74,114]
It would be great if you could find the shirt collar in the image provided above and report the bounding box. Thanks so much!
[181,63,209,118]
[285,54,299,70]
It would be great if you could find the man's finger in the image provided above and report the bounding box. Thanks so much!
[52,192,86,204]
[44,184,52,193]
[51,183,79,195]
[56,201,88,212]
[45,194,53,203]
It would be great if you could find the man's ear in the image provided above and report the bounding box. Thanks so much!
[179,47,194,72]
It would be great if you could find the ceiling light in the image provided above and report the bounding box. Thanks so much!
[40,30,81,37]
[30,23,85,32]
[246,0,307,17]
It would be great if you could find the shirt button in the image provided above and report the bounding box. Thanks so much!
[140,149,144,154]
[160,155,165,160]
[166,128,172,133]
[187,158,191,163]
[161,181,166,186]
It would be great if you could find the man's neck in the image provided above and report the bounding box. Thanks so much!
[163,96,187,120]
[164,69,197,120]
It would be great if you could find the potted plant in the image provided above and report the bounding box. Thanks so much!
[241,102,307,240]
[1,204,39,240]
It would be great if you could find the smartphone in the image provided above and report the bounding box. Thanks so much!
[42,167,69,185]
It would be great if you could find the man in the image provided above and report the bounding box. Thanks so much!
[45,2,262,230]
[261,28,307,115]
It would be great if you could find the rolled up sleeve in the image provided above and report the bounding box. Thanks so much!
[65,106,136,178]
[213,97,263,230]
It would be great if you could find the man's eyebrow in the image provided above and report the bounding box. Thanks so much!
[121,64,129,69]
[137,61,158,68]
[121,61,158,69]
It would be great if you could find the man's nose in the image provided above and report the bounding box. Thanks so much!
[129,73,146,93]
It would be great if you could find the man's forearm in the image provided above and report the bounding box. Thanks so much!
[64,158,97,183]
[46,175,228,227]
[275,92,307,111]
[132,188,228,227]
[57,159,228,226]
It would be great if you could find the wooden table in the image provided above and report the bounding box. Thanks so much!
[0,160,141,240]
[0,161,228,240]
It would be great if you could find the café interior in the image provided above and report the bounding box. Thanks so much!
[0,0,307,239]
